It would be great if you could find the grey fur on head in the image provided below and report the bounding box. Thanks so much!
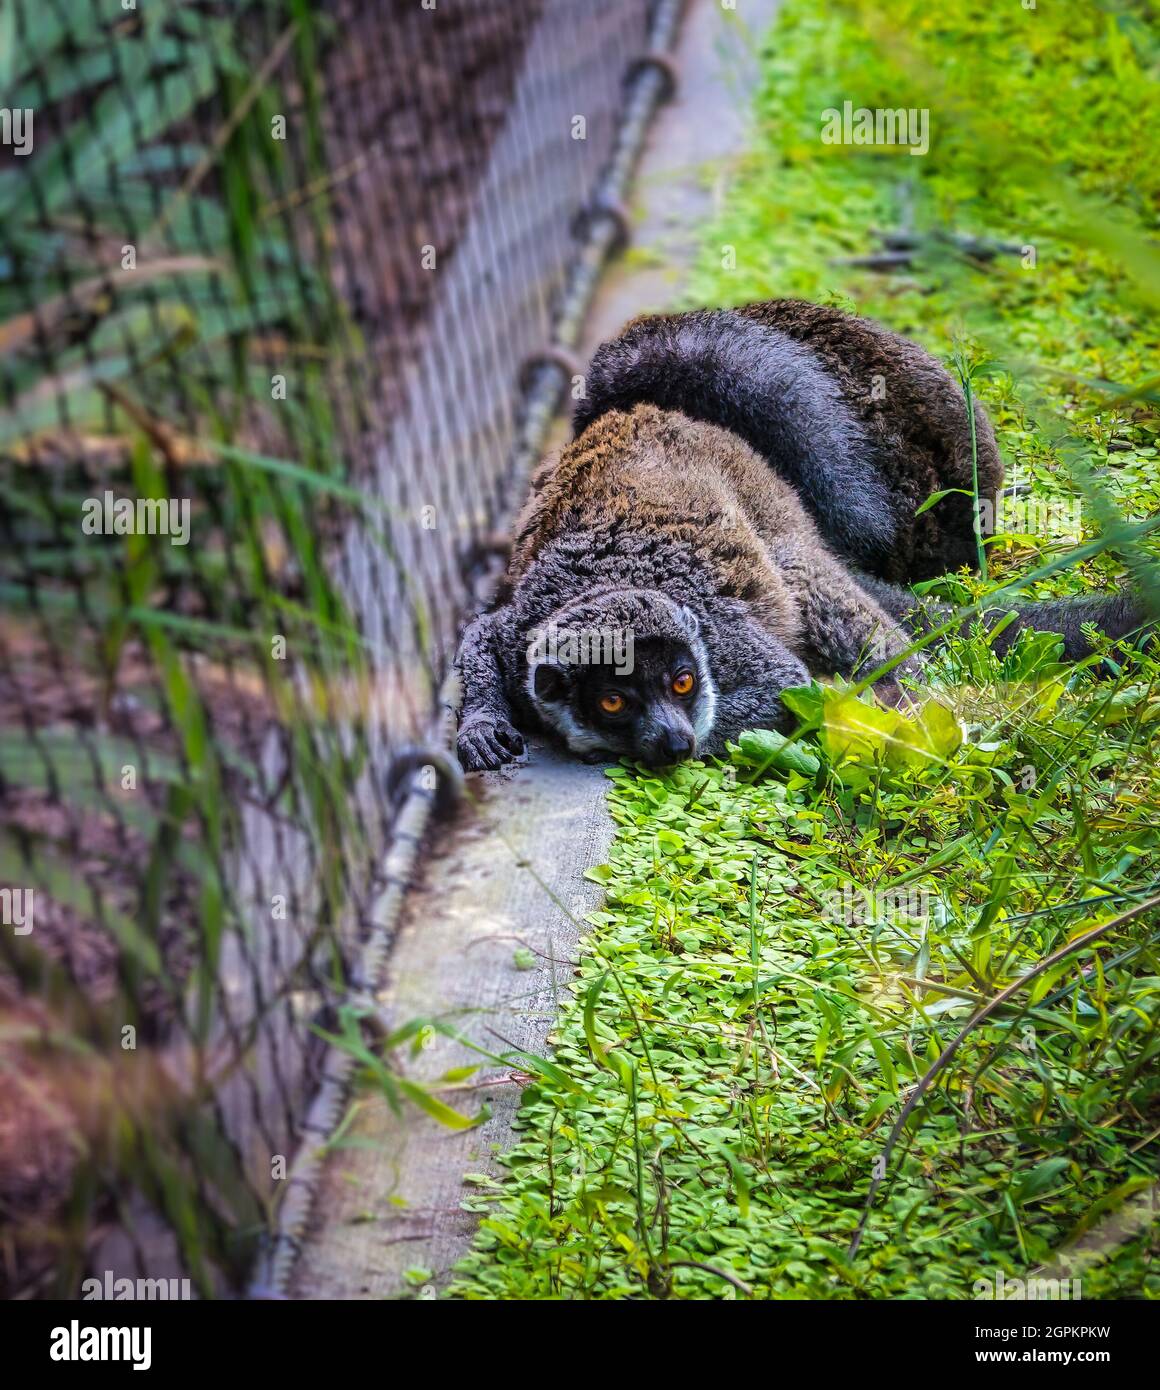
[524,588,717,765]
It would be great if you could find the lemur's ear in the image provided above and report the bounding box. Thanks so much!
[532,663,568,702]
[676,605,701,641]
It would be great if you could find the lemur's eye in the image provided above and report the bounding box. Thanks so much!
[599,692,625,714]
[672,671,696,697]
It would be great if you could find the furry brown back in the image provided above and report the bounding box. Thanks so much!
[576,298,1004,582]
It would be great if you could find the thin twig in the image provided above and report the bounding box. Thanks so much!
[667,1259,754,1296]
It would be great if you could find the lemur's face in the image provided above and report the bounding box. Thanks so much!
[528,634,717,768]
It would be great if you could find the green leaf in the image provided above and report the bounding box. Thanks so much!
[1010,1158,1072,1206]
[396,1079,489,1131]
[735,728,821,778]
[915,487,974,516]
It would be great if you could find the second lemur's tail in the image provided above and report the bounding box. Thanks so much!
[979,591,1148,661]
[855,573,1152,664]
[575,308,898,566]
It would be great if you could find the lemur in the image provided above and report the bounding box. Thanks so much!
[455,300,1147,772]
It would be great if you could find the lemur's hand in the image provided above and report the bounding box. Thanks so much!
[457,713,526,771]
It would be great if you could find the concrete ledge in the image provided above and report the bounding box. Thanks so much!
[289,743,613,1299]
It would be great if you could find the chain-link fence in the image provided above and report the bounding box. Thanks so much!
[0,0,659,1297]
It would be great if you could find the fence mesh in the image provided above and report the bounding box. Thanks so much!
[0,0,654,1296]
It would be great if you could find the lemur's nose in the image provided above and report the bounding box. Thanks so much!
[660,729,694,762]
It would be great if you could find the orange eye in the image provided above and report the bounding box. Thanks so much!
[599,692,625,714]
[672,671,695,697]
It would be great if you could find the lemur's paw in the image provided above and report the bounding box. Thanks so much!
[457,715,526,771]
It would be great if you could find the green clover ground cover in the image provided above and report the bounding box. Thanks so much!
[446,2,1160,1298]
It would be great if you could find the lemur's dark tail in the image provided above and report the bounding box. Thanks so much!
[575,308,898,565]
[981,591,1148,661]
[855,574,1151,665]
